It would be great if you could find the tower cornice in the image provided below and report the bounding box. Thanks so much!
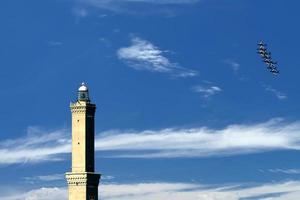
[70,102,96,114]
[66,172,101,186]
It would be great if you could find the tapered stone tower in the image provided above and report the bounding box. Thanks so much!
[66,83,100,200]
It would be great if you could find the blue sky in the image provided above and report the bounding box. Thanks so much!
[1,0,300,199]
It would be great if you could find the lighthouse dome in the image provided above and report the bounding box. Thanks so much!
[78,82,88,92]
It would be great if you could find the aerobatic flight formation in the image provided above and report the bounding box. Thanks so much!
[257,41,280,75]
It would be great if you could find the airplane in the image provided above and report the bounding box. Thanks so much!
[257,48,270,53]
[266,63,278,70]
[269,63,277,67]
[263,58,273,63]
[270,67,279,72]
[259,53,271,59]
[258,52,271,59]
[257,46,267,51]
[257,49,267,54]
[258,41,267,46]
[263,59,277,64]
[266,65,277,70]
[270,69,279,75]
[261,53,272,59]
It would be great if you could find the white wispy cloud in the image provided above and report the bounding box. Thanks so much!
[47,41,63,46]
[82,0,200,5]
[263,85,287,100]
[192,85,222,98]
[72,7,89,18]
[268,169,300,175]
[95,118,300,158]
[0,127,70,164]
[23,174,65,183]
[3,181,300,200]
[76,0,200,14]
[102,175,115,180]
[223,59,240,73]
[117,37,197,77]
[98,37,111,47]
[2,187,67,200]
[1,119,300,164]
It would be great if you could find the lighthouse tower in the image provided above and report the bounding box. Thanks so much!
[66,83,100,200]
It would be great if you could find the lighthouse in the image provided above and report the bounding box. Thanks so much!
[66,83,100,200]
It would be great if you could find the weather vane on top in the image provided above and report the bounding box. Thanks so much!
[257,41,280,76]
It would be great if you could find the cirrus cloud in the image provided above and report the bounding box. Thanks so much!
[117,37,198,77]
[191,85,222,98]
[263,85,287,100]
[75,0,200,14]
[1,118,300,164]
[3,181,300,200]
